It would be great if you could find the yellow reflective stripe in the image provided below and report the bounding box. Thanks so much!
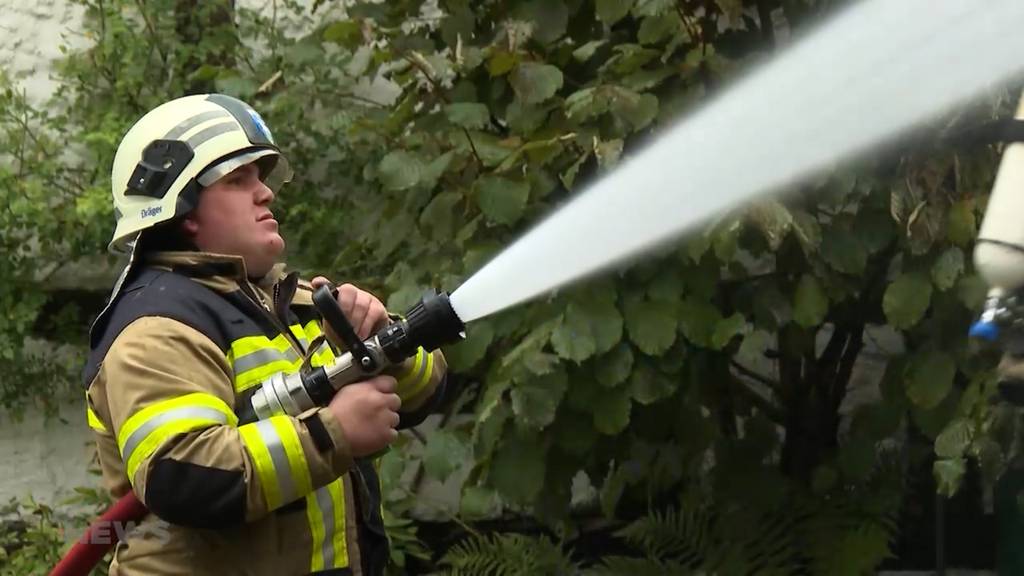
[239,423,281,510]
[306,489,327,572]
[270,417,312,496]
[226,334,277,361]
[303,320,324,339]
[87,405,107,433]
[228,332,308,392]
[307,479,348,571]
[395,349,426,390]
[399,349,434,401]
[118,393,236,451]
[327,479,348,567]
[239,416,313,511]
[309,342,336,368]
[289,324,310,348]
[233,358,302,392]
[117,394,236,486]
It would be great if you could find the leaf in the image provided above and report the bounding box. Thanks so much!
[579,293,624,355]
[596,343,634,388]
[592,386,632,435]
[551,304,598,362]
[624,299,677,355]
[905,350,956,410]
[420,191,461,242]
[514,0,569,44]
[490,431,546,505]
[791,209,822,255]
[678,298,722,348]
[935,418,973,459]
[460,486,501,520]
[595,0,634,25]
[378,150,423,191]
[956,274,988,310]
[934,457,966,497]
[614,92,659,130]
[445,102,490,129]
[820,226,867,275]
[629,360,677,404]
[214,75,258,99]
[322,20,362,48]
[509,62,564,105]
[560,151,590,189]
[883,272,932,330]
[638,13,681,45]
[573,40,607,62]
[510,369,569,430]
[632,0,674,17]
[475,176,530,225]
[445,320,495,371]
[488,50,518,76]
[749,200,793,251]
[712,217,741,262]
[595,138,624,169]
[505,101,548,135]
[565,87,605,121]
[711,313,746,350]
[423,428,470,483]
[931,247,964,292]
[793,274,828,328]
[947,199,976,247]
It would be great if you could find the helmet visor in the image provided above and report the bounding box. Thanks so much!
[197,149,294,193]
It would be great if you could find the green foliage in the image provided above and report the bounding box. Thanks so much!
[1,0,1014,572]
[0,486,112,576]
[440,532,577,576]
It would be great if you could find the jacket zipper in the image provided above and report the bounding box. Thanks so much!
[239,279,306,355]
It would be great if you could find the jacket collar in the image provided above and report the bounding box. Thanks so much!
[143,251,287,295]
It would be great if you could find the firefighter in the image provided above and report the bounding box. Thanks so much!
[83,94,447,575]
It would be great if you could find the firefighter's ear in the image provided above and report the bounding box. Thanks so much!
[181,212,200,236]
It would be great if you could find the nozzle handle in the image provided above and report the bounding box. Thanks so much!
[313,285,378,372]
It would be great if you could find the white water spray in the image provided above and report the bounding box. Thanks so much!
[450,0,1024,324]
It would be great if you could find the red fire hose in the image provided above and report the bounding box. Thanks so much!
[49,493,148,576]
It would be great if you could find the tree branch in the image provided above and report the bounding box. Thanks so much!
[403,52,484,165]
[730,359,781,394]
[133,0,169,66]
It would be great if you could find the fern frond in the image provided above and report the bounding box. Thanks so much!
[584,556,695,576]
[615,506,712,564]
[441,532,577,576]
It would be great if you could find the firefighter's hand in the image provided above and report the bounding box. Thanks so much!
[327,375,401,458]
[311,277,389,340]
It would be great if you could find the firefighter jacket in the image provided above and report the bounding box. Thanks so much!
[82,251,448,576]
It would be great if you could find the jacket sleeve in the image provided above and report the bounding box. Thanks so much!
[388,348,448,414]
[95,316,354,528]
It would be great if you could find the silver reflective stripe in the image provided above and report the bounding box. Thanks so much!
[253,420,298,505]
[232,346,301,374]
[315,486,336,568]
[186,121,239,148]
[120,406,229,464]
[164,110,232,139]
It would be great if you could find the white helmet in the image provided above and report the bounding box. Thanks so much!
[108,94,292,254]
